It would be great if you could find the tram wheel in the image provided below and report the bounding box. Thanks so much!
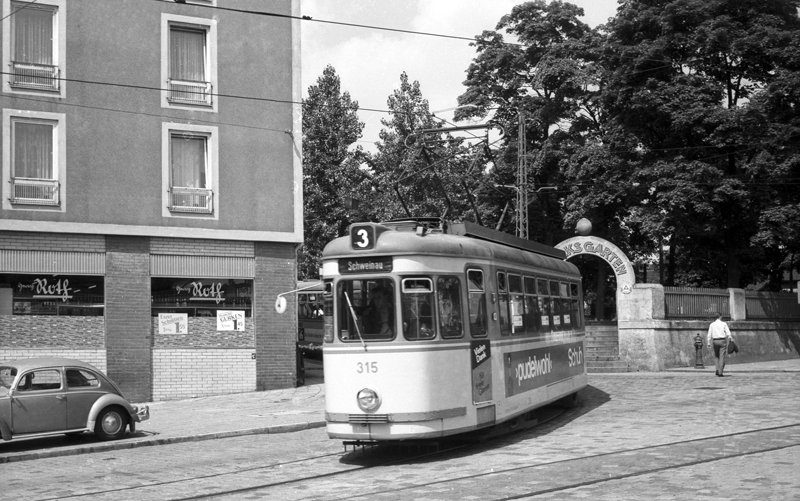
[555,392,579,409]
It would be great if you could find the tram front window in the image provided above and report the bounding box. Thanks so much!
[337,279,395,341]
[402,278,434,340]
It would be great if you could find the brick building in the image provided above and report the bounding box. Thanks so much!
[0,0,302,401]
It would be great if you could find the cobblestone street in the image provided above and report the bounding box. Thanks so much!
[2,369,798,500]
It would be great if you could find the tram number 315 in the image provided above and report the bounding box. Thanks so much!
[356,361,378,374]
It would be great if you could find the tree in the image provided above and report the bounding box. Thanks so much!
[600,0,800,288]
[299,65,366,280]
[457,0,603,245]
[366,72,480,223]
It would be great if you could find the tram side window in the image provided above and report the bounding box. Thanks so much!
[402,278,435,340]
[437,276,464,339]
[497,272,511,335]
[570,282,583,329]
[508,274,524,335]
[550,281,563,330]
[299,293,323,319]
[558,282,569,328]
[467,269,487,337]
[523,276,540,335]
[337,279,395,341]
[537,279,552,331]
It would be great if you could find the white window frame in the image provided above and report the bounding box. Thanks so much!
[2,0,66,98]
[161,13,217,113]
[162,122,219,219]
[2,109,66,212]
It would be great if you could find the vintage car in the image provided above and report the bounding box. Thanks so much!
[0,357,149,442]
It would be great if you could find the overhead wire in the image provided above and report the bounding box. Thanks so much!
[0,2,794,156]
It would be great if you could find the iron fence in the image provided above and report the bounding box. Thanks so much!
[745,291,800,320]
[664,287,729,319]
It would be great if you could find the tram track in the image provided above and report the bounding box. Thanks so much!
[179,422,800,500]
[29,406,568,501]
[26,421,800,500]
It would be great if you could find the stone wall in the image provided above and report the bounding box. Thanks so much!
[618,284,800,371]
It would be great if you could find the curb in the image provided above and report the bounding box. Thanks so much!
[0,420,327,464]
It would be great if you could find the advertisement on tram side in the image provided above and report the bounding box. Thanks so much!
[471,340,493,403]
[504,342,584,397]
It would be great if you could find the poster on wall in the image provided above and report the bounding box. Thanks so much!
[217,310,245,331]
[158,313,188,334]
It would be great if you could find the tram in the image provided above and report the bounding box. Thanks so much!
[319,218,587,442]
[297,281,325,356]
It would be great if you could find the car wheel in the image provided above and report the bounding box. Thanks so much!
[95,407,128,440]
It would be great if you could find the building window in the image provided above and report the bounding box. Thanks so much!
[3,0,65,96]
[169,132,212,213]
[10,118,58,205]
[2,109,66,211]
[162,14,217,111]
[162,122,218,218]
[168,26,211,105]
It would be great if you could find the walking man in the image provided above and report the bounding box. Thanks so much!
[707,313,733,377]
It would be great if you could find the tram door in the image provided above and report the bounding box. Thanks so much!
[467,268,495,426]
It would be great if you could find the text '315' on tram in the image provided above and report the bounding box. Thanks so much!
[318,219,586,443]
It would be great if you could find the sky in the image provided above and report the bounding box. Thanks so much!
[300,0,620,151]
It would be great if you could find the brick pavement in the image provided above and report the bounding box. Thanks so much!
[0,363,797,500]
[0,358,797,465]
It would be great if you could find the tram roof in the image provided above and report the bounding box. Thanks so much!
[322,220,579,277]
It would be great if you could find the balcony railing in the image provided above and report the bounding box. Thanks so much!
[169,187,213,214]
[9,61,60,91]
[167,79,213,106]
[9,177,60,206]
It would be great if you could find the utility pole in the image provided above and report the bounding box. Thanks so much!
[516,111,528,240]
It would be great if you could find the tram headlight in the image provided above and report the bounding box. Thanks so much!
[356,387,381,412]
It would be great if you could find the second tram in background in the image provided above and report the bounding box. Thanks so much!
[319,218,587,443]
[297,281,325,356]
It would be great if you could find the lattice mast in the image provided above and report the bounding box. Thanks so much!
[516,112,528,239]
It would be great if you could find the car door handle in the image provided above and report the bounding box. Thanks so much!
[56,395,66,400]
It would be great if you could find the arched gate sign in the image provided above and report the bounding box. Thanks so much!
[555,236,636,294]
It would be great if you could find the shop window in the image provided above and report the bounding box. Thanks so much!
[150,277,252,318]
[0,274,104,316]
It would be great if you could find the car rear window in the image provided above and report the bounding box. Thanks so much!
[67,369,100,388]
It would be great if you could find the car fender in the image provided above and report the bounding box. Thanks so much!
[86,394,135,430]
[0,417,11,441]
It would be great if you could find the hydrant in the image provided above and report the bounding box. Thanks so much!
[694,333,704,369]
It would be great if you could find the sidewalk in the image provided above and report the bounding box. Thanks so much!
[1,359,798,463]
[664,357,800,374]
